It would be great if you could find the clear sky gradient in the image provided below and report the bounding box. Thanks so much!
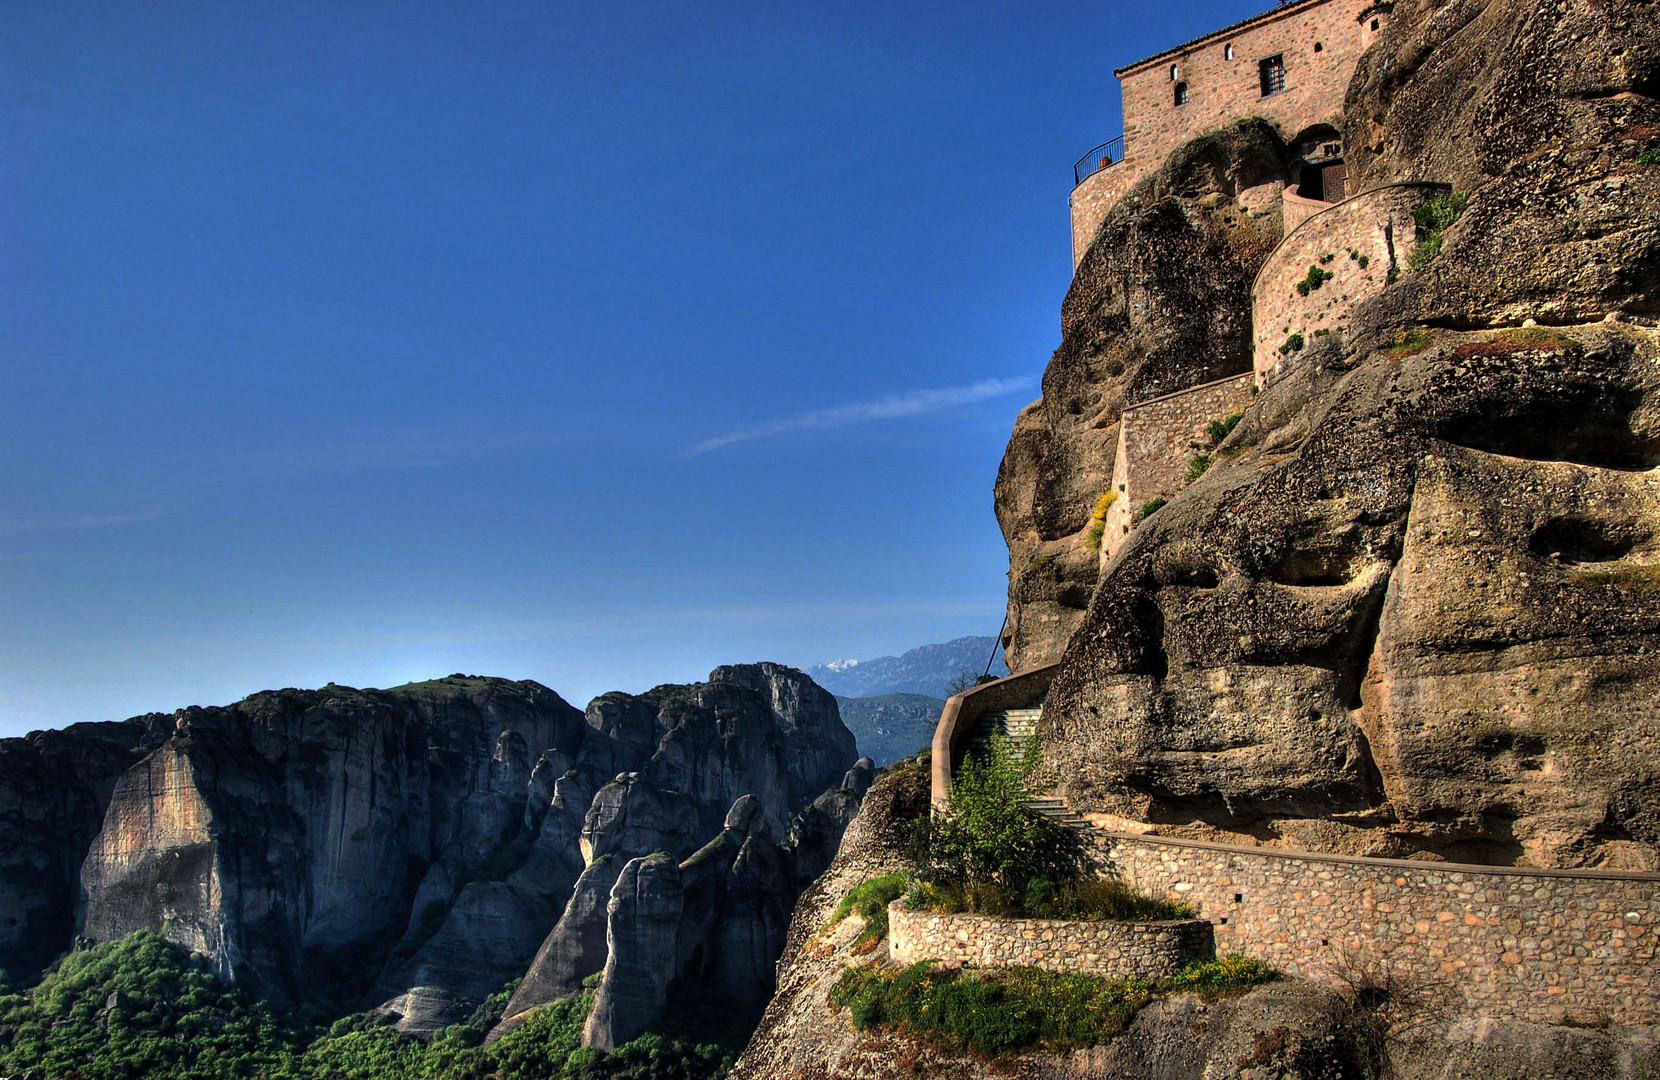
[2,0,1271,734]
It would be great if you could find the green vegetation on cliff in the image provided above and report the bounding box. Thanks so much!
[830,956,1273,1054]
[0,932,741,1080]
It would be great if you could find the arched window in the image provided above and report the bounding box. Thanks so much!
[1225,44,1235,60]
[1170,63,1180,81]
[1174,81,1189,106]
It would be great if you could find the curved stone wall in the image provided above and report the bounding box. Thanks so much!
[888,900,1213,980]
[1252,183,1444,382]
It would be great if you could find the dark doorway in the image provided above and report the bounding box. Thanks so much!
[1298,163,1324,201]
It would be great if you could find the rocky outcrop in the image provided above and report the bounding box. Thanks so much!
[0,717,168,976]
[583,853,684,1051]
[1031,0,1660,871]
[996,121,1289,670]
[495,755,873,1044]
[734,765,1660,1080]
[66,661,861,1038]
[79,677,584,1004]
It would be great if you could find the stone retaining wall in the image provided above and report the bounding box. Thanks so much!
[1252,183,1443,382]
[888,900,1213,981]
[1102,373,1254,561]
[1096,832,1660,1026]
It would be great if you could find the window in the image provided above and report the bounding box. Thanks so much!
[1371,18,1380,29]
[1314,41,1324,52]
[1174,81,1189,106]
[1260,54,1286,96]
[1170,63,1180,80]
[1225,43,1235,60]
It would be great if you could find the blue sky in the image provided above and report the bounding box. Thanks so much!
[2,0,1270,734]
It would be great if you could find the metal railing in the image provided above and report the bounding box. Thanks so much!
[1073,136,1125,187]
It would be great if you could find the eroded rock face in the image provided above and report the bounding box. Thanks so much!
[997,122,1289,670]
[582,854,684,1051]
[80,678,584,1003]
[75,661,862,1028]
[1028,0,1660,869]
[0,718,168,976]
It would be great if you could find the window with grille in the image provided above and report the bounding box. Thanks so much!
[1260,54,1286,96]
[1174,81,1189,106]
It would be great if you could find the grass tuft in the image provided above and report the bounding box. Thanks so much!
[829,874,911,948]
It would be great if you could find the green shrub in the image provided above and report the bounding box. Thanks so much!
[1571,562,1660,591]
[923,734,1083,900]
[1385,329,1434,359]
[1187,454,1212,482]
[830,957,1273,1055]
[1278,332,1305,356]
[1135,497,1167,522]
[1084,490,1117,552]
[1294,265,1334,296]
[1025,877,1195,921]
[1408,190,1469,270]
[1204,411,1244,446]
[1160,954,1275,994]
[1638,147,1660,166]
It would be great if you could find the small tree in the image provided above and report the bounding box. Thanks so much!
[926,733,1083,900]
[944,667,980,696]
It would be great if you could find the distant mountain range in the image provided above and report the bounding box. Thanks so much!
[832,693,944,767]
[806,636,1008,699]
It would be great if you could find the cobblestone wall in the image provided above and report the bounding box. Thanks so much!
[1096,832,1660,1025]
[1253,184,1440,382]
[888,901,1213,980]
[1102,373,1254,561]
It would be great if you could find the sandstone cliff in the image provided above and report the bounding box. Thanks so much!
[1003,0,1660,872]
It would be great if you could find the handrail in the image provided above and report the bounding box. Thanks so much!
[1073,136,1125,187]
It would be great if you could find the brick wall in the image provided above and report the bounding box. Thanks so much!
[1253,184,1439,382]
[1070,0,1386,266]
[888,901,1213,981]
[1097,832,1659,1025]
[1102,373,1255,561]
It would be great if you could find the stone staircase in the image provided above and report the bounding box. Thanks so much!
[963,706,1042,757]
[1026,795,1088,829]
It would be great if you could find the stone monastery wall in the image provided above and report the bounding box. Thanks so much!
[1102,373,1254,561]
[1070,0,1387,265]
[1099,832,1659,1026]
[1254,184,1439,382]
[889,904,1212,982]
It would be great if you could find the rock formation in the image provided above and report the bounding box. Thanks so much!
[1001,0,1660,872]
[0,717,168,976]
[41,661,862,1042]
[996,120,1289,668]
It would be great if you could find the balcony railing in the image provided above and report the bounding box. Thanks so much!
[1073,136,1125,187]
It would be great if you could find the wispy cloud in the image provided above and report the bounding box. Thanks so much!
[0,509,167,536]
[687,376,1035,455]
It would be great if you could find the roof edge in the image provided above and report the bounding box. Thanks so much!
[1113,0,1331,79]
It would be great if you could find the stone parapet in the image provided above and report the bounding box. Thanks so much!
[1096,831,1660,1026]
[888,900,1213,980]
